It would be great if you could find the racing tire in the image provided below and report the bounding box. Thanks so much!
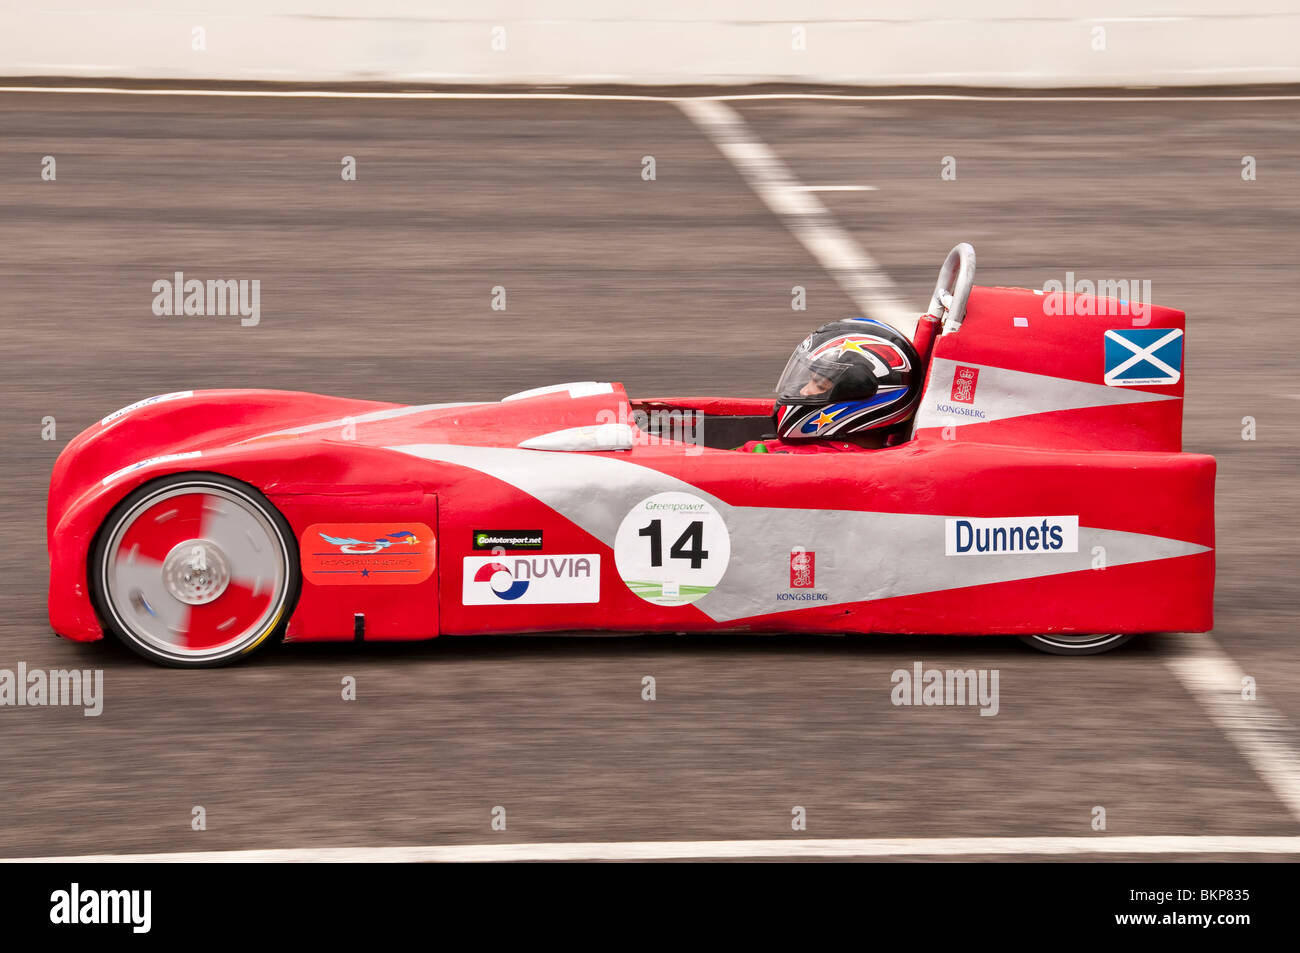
[90,473,299,668]
[1017,633,1135,656]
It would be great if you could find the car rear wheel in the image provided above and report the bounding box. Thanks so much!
[91,473,297,667]
[1018,633,1135,656]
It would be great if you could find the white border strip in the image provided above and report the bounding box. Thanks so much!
[6,835,1300,863]
[3,86,1300,103]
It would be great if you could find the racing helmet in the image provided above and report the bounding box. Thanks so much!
[774,318,922,440]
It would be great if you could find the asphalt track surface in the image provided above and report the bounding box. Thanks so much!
[1,88,1298,860]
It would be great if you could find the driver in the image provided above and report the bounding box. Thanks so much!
[741,318,922,453]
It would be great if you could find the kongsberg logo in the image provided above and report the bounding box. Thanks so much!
[950,365,979,403]
[790,549,815,588]
[474,562,530,600]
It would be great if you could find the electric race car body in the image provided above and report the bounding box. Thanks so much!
[47,246,1215,666]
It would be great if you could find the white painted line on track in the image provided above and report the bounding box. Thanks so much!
[6,835,1300,863]
[793,185,879,192]
[1164,634,1300,824]
[3,86,1300,103]
[677,98,916,337]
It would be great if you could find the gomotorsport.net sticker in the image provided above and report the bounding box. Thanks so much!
[614,491,730,606]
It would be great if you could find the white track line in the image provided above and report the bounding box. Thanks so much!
[1164,635,1300,824]
[3,86,1300,103]
[678,98,915,336]
[6,836,1300,863]
[793,185,879,192]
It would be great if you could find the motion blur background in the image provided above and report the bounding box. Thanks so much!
[1,3,1298,859]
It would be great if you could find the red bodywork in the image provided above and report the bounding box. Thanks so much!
[48,287,1214,645]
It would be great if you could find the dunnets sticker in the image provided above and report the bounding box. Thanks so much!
[944,516,1078,556]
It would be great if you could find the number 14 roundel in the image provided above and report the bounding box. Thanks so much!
[614,492,732,607]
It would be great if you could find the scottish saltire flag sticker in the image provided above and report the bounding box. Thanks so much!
[1104,328,1184,386]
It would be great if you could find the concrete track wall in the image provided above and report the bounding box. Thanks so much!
[3,2,1298,87]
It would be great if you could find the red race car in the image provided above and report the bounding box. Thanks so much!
[47,245,1214,666]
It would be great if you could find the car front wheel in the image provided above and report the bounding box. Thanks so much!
[91,473,297,667]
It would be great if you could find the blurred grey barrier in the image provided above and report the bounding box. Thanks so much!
[2,1,1299,88]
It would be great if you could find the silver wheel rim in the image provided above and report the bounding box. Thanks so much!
[1031,633,1126,650]
[101,481,290,663]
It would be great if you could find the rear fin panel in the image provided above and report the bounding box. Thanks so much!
[913,286,1185,451]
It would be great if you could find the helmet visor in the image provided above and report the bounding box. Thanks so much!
[774,351,857,405]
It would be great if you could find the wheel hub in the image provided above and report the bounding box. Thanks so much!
[162,538,231,605]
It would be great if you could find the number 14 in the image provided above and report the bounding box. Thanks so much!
[637,519,708,569]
